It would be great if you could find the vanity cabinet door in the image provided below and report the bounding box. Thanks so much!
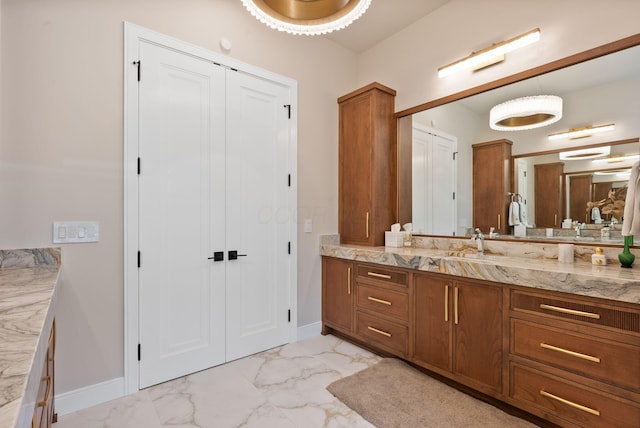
[414,273,503,394]
[414,273,452,372]
[322,257,355,334]
[338,82,396,246]
[535,162,564,227]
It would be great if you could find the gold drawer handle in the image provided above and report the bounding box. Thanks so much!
[444,285,449,322]
[367,326,392,337]
[367,296,392,305]
[367,272,392,280]
[540,304,601,319]
[540,343,601,363]
[37,376,52,407]
[540,390,600,416]
[347,267,351,295]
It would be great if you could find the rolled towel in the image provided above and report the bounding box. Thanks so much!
[591,206,601,221]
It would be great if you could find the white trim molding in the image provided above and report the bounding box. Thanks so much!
[55,377,125,416]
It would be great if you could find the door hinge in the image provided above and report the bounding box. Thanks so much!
[288,242,291,254]
[137,157,141,175]
[288,174,291,187]
[453,192,456,200]
[288,309,291,323]
[284,104,291,119]
[453,151,458,160]
[524,171,527,177]
[133,60,141,81]
[137,251,141,268]
[137,344,141,361]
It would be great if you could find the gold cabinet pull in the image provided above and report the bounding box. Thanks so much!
[367,296,392,305]
[540,343,601,363]
[554,214,558,226]
[539,304,601,319]
[540,390,600,416]
[367,326,392,337]
[37,376,52,407]
[365,212,370,238]
[347,267,351,295]
[367,272,392,280]
[454,287,459,325]
[497,214,501,230]
[444,285,449,322]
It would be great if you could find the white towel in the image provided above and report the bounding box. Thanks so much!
[508,201,521,226]
[591,206,601,222]
[622,161,640,236]
[519,202,528,226]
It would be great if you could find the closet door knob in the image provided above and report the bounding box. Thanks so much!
[208,251,224,261]
[228,250,247,260]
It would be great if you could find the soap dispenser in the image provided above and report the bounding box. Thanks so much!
[592,247,607,265]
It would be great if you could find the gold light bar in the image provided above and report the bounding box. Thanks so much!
[592,154,640,164]
[438,28,540,78]
[548,123,615,140]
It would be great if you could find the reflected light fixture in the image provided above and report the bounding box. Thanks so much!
[489,95,562,131]
[240,0,372,36]
[548,123,616,140]
[592,154,640,164]
[559,146,610,161]
[437,28,540,78]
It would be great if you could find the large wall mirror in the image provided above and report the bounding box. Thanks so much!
[397,34,640,245]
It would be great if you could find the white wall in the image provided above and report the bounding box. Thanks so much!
[0,0,356,394]
[2,0,640,404]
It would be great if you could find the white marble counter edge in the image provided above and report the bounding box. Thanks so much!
[0,267,60,428]
[320,244,640,305]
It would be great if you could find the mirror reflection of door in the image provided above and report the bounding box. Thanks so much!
[569,174,592,223]
[534,162,564,227]
[412,124,457,235]
[516,159,530,225]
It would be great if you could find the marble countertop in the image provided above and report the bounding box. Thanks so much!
[320,236,640,305]
[0,248,61,428]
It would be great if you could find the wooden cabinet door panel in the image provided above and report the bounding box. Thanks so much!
[453,279,503,392]
[414,273,452,372]
[535,162,564,227]
[322,257,354,333]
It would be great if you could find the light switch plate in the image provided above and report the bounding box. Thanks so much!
[304,218,312,233]
[53,221,100,243]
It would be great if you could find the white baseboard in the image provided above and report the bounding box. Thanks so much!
[56,324,321,416]
[297,321,322,341]
[55,376,125,416]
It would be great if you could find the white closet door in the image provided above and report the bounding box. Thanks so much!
[431,134,456,235]
[225,71,291,361]
[138,41,226,388]
[412,130,429,234]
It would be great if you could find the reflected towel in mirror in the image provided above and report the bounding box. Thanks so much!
[508,201,521,226]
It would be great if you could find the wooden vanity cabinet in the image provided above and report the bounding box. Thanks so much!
[322,257,355,334]
[508,288,640,427]
[472,139,512,235]
[32,319,56,428]
[354,263,410,357]
[413,273,504,395]
[338,82,397,246]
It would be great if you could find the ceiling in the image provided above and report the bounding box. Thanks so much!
[322,0,450,53]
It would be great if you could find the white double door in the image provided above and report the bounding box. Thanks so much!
[137,42,292,388]
[412,124,457,235]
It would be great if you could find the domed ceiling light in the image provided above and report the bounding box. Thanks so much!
[241,0,372,36]
[489,95,562,131]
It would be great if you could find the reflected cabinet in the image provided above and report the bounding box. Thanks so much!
[473,139,512,235]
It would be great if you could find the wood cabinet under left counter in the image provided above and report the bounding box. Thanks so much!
[0,248,60,428]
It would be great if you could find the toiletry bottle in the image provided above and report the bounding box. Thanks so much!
[592,247,607,265]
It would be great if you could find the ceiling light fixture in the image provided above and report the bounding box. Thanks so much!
[548,123,616,140]
[240,0,372,36]
[437,28,541,78]
[559,146,610,161]
[489,95,562,131]
[594,169,631,176]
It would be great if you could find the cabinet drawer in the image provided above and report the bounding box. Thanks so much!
[511,319,640,392]
[356,284,408,321]
[356,311,408,355]
[356,264,408,287]
[510,363,640,428]
[511,290,640,333]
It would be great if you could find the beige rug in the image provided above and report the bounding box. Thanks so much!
[327,358,537,428]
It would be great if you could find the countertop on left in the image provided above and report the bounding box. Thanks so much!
[0,248,61,428]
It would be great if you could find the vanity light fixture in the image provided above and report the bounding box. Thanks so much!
[559,146,610,161]
[594,169,631,176]
[437,28,541,78]
[592,154,640,164]
[548,123,615,140]
[240,0,372,36]
[489,95,562,131]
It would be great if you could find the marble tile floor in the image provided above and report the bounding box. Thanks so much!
[54,335,531,428]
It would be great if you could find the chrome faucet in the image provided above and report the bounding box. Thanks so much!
[473,228,485,254]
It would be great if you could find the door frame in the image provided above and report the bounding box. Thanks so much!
[123,22,298,395]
